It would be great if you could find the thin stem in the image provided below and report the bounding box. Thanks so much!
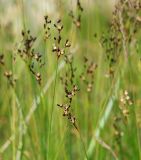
[15,94,25,160]
[21,0,26,31]
[75,127,88,160]
[118,3,128,62]
[12,90,16,160]
[47,59,59,160]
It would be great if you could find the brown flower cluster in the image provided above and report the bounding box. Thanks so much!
[80,57,97,92]
[52,19,71,59]
[4,70,17,87]
[57,55,78,129]
[113,90,133,147]
[0,53,17,87]
[18,30,44,85]
[18,30,37,60]
[69,0,83,29]
[119,90,133,119]
[101,0,141,67]
[43,15,51,41]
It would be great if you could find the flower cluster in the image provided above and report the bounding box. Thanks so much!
[101,0,141,68]
[57,55,78,129]
[120,90,133,119]
[69,0,83,29]
[80,57,97,92]
[43,15,51,41]
[113,90,133,148]
[4,70,17,87]
[52,19,71,59]
[18,30,44,85]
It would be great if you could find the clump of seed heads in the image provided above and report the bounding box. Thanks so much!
[113,89,133,151]
[101,0,141,69]
[57,55,79,129]
[0,53,17,86]
[69,0,83,29]
[17,30,44,85]
[77,0,83,12]
[4,70,17,87]
[57,102,77,129]
[119,90,133,119]
[52,19,71,59]
[43,15,51,41]
[80,57,97,92]
[113,116,124,146]
[18,30,37,60]
[29,65,42,85]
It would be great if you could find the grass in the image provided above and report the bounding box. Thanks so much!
[0,0,141,160]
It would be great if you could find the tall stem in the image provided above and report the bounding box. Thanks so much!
[47,59,58,159]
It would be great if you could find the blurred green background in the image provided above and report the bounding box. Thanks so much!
[0,0,141,160]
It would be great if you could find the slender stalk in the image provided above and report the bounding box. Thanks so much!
[76,127,88,160]
[15,94,25,160]
[12,90,16,160]
[20,0,26,31]
[118,2,128,62]
[47,59,59,159]
[11,32,16,160]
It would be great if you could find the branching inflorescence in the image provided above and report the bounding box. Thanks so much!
[0,53,17,87]
[113,90,133,149]
[43,15,52,41]
[52,19,71,59]
[57,55,79,129]
[101,0,141,72]
[80,57,97,93]
[17,30,44,85]
[69,0,83,29]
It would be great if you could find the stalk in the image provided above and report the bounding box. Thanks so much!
[47,59,58,159]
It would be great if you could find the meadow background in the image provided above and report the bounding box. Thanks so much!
[0,0,141,160]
